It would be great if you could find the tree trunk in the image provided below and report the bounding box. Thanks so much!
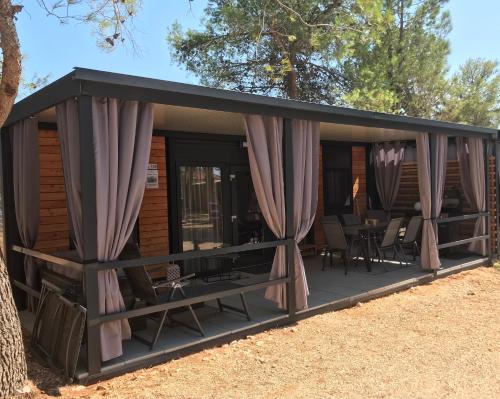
[286,67,298,100]
[286,52,298,100]
[0,1,27,397]
[0,255,27,398]
[0,0,22,126]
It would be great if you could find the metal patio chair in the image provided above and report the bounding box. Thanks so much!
[374,217,407,269]
[119,243,204,350]
[31,279,86,380]
[121,244,252,350]
[321,220,354,275]
[400,215,422,260]
[123,260,205,350]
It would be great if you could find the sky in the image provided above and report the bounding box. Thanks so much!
[16,0,500,97]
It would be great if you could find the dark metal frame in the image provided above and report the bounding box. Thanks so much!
[6,68,497,138]
[283,119,296,319]
[77,95,101,375]
[165,134,248,253]
[2,67,499,382]
[496,139,500,256]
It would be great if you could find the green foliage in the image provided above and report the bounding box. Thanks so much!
[343,0,451,117]
[37,0,142,51]
[441,59,500,128]
[168,0,383,102]
[167,0,500,128]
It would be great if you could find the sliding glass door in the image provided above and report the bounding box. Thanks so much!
[179,166,224,251]
[168,137,275,277]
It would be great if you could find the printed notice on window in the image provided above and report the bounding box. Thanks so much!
[146,163,159,189]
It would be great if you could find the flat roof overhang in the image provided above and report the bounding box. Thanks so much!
[4,67,498,138]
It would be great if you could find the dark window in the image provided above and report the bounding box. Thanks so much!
[323,145,353,216]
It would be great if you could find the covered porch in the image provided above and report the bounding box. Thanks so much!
[2,68,497,383]
[19,253,487,381]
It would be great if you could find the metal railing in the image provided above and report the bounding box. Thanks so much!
[11,238,295,376]
[435,212,490,250]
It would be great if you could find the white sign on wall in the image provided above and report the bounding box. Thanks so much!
[146,163,159,189]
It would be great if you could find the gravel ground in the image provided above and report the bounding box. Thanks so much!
[24,266,500,399]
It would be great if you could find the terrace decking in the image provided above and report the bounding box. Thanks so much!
[20,254,487,382]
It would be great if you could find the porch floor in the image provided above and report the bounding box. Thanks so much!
[301,253,485,310]
[20,253,488,381]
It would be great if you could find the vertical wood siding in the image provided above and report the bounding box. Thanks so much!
[138,136,169,256]
[34,131,170,257]
[36,129,70,253]
[352,146,367,219]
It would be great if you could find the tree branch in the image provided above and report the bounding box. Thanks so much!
[36,0,141,52]
[0,0,22,127]
[274,0,364,33]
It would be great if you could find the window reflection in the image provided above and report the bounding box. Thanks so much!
[180,166,223,252]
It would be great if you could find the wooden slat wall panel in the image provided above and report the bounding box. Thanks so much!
[36,130,70,253]
[139,136,169,257]
[352,146,367,218]
[393,159,499,241]
[35,131,171,258]
[394,160,472,211]
[398,160,473,240]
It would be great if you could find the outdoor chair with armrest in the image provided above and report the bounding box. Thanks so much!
[341,213,373,258]
[121,244,251,350]
[321,220,354,275]
[123,259,205,350]
[374,217,407,269]
[400,215,422,260]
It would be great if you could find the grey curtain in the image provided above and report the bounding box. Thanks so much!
[92,97,153,361]
[56,99,84,258]
[243,115,319,311]
[243,115,286,307]
[456,137,487,256]
[13,118,40,310]
[291,119,320,309]
[416,133,440,270]
[56,97,154,362]
[373,142,405,212]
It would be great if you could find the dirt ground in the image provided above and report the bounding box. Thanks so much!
[23,267,499,399]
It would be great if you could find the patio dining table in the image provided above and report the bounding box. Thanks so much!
[343,223,388,272]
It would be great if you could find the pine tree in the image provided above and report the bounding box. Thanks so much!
[168,0,383,103]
